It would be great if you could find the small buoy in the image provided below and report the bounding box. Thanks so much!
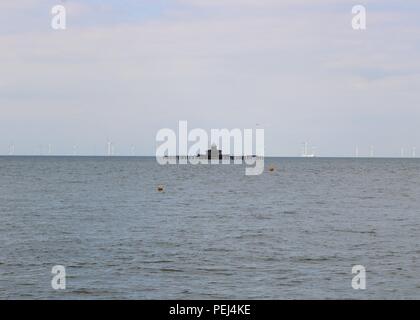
[157,185,164,192]
[268,166,275,172]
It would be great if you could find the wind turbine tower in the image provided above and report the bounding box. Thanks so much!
[301,142,315,157]
[107,141,112,156]
[370,146,374,158]
[9,144,15,155]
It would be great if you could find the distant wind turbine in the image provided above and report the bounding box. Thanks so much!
[107,140,112,156]
[9,144,15,155]
[301,142,315,157]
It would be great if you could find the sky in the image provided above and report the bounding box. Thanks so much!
[0,0,419,156]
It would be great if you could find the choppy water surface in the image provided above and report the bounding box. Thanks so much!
[0,157,419,299]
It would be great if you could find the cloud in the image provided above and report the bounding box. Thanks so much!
[0,1,419,155]
[0,0,41,10]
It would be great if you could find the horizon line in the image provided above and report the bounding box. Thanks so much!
[0,155,419,159]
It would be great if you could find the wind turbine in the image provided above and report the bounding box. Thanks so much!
[107,140,112,156]
[369,146,374,158]
[301,142,315,157]
[9,143,15,155]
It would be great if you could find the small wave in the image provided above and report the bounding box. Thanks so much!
[333,229,376,235]
[282,210,298,215]
[159,268,184,273]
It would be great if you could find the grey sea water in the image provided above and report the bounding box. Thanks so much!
[0,156,419,299]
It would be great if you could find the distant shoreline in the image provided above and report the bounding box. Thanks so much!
[0,155,419,159]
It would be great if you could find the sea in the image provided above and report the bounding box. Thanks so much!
[0,156,419,299]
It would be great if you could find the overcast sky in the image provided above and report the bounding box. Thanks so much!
[1,0,419,156]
